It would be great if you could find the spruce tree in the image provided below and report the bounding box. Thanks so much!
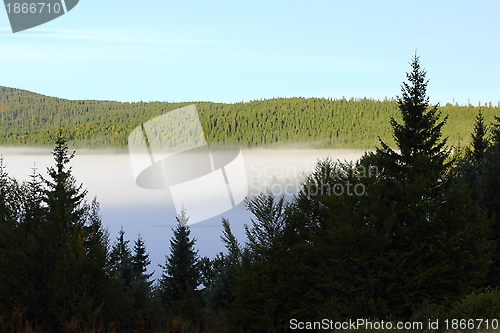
[357,55,493,316]
[226,193,305,332]
[110,227,134,289]
[131,235,154,313]
[0,137,112,329]
[199,218,241,322]
[159,208,200,308]
[470,111,488,164]
[270,55,494,320]
[43,134,88,230]
[471,116,500,287]
[371,54,450,187]
[0,157,23,315]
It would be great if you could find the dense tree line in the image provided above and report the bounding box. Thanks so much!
[2,56,500,332]
[1,86,499,149]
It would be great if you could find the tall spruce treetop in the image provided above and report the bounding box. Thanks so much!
[470,111,488,163]
[373,54,450,184]
[132,235,153,284]
[159,208,200,307]
[44,133,88,229]
[110,227,133,288]
[489,116,500,151]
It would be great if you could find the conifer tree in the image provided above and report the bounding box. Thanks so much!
[199,218,241,318]
[470,111,488,163]
[131,235,154,312]
[357,55,492,316]
[471,116,500,287]
[0,137,112,329]
[159,208,200,308]
[457,111,489,205]
[0,157,23,314]
[226,194,303,332]
[43,134,88,230]
[273,55,494,320]
[110,227,133,288]
[132,235,153,285]
[371,54,450,187]
[490,116,500,149]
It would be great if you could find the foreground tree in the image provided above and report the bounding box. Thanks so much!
[368,54,451,186]
[470,111,488,164]
[281,55,494,320]
[358,55,492,316]
[225,193,316,332]
[461,115,500,287]
[158,208,202,330]
[0,136,111,331]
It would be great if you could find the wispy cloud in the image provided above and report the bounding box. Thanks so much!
[4,27,223,46]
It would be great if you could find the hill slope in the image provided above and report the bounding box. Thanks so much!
[0,86,498,149]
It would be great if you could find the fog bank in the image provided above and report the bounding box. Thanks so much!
[0,146,368,279]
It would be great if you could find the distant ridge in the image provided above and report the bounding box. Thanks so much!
[0,85,498,149]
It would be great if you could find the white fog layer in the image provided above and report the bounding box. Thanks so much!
[0,147,368,279]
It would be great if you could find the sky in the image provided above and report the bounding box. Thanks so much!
[0,0,499,106]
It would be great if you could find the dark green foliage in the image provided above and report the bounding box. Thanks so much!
[2,56,500,331]
[0,138,161,331]
[456,114,500,288]
[447,288,500,319]
[351,55,492,316]
[106,229,156,330]
[110,227,134,289]
[0,137,112,331]
[223,56,494,330]
[411,288,500,323]
[199,219,241,312]
[131,235,154,312]
[470,111,488,163]
[225,193,311,332]
[158,208,200,309]
[370,55,450,184]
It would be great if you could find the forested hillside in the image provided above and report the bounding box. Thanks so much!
[1,86,499,148]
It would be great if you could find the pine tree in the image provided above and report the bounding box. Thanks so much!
[370,54,450,187]
[470,111,488,163]
[110,227,133,289]
[471,116,500,287]
[199,218,241,321]
[355,55,493,316]
[159,208,200,309]
[264,55,494,321]
[0,137,112,329]
[490,116,500,150]
[0,157,23,315]
[43,133,88,231]
[226,193,305,332]
[131,235,154,313]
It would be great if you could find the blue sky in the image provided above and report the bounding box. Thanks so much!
[1,0,499,106]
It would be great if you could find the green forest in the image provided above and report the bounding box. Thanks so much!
[3,55,500,333]
[0,85,499,149]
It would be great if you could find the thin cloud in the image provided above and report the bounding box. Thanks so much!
[6,27,223,46]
